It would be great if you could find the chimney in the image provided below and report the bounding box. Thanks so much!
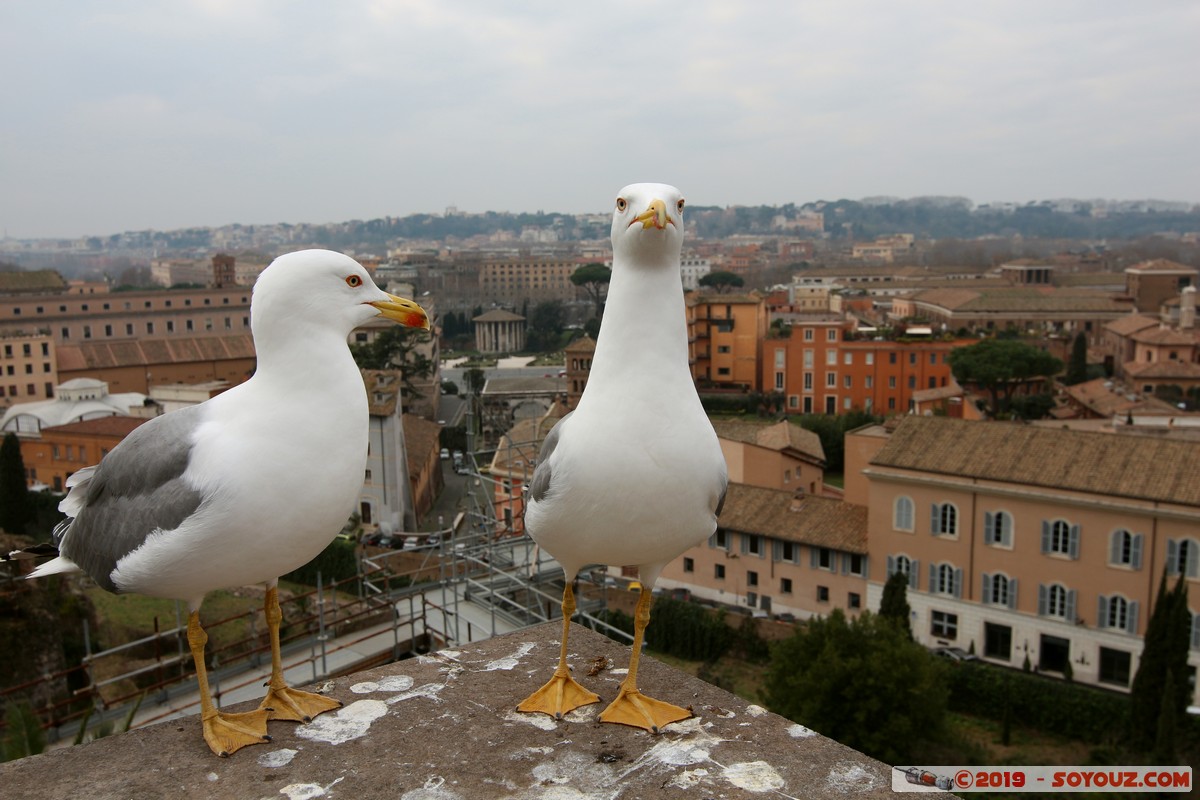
[1181,285,1196,330]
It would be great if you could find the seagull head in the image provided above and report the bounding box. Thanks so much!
[251,249,430,341]
[611,183,685,265]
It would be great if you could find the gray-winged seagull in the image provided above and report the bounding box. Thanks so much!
[8,249,429,756]
[517,183,728,733]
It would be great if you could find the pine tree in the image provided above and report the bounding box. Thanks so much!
[879,570,912,636]
[0,432,33,535]
[1129,573,1191,752]
[1065,332,1089,385]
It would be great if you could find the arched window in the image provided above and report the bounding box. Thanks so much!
[1099,594,1139,634]
[982,572,1018,609]
[1041,519,1079,558]
[932,562,961,597]
[1039,583,1075,620]
[893,496,914,531]
[991,574,1008,605]
[985,511,1013,547]
[1168,538,1200,578]
[1109,529,1143,568]
[931,502,958,536]
[887,553,919,590]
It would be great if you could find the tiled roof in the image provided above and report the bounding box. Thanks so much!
[1130,327,1197,346]
[711,419,825,462]
[57,335,255,369]
[1125,259,1198,274]
[0,269,68,294]
[717,483,867,553]
[1105,314,1160,336]
[401,414,443,473]
[909,287,1129,313]
[362,369,402,416]
[472,309,525,322]
[1123,360,1200,379]
[41,416,147,437]
[1062,378,1179,416]
[565,335,595,353]
[871,416,1200,506]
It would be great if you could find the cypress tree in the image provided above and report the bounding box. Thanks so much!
[0,432,33,535]
[879,570,912,636]
[1128,573,1190,752]
[1065,332,1089,385]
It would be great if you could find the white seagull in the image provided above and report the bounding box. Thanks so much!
[8,249,429,756]
[517,183,728,733]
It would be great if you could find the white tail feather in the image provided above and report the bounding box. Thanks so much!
[27,556,82,580]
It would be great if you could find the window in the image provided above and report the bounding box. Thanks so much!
[1098,595,1139,634]
[804,328,814,341]
[931,502,958,536]
[887,554,919,589]
[711,530,730,551]
[865,375,873,388]
[812,547,834,571]
[780,577,793,594]
[1099,647,1132,686]
[825,372,836,387]
[776,540,799,563]
[683,557,694,573]
[742,534,764,557]
[1167,538,1199,578]
[984,622,1012,660]
[848,592,861,609]
[827,329,838,342]
[1038,583,1076,620]
[824,396,836,414]
[803,349,814,368]
[931,563,962,597]
[981,573,1017,609]
[826,350,837,366]
[1041,519,1080,558]
[774,349,785,368]
[909,353,917,365]
[747,570,758,587]
[717,345,731,354]
[889,352,897,365]
[888,376,896,389]
[843,352,852,365]
[817,585,829,602]
[984,511,1013,547]
[715,563,726,579]
[846,553,866,577]
[931,610,957,640]
[803,372,813,390]
[1109,529,1142,568]
[775,372,784,390]
[865,352,874,365]
[1039,634,1070,674]
[843,375,852,388]
[893,496,914,531]
[717,367,730,376]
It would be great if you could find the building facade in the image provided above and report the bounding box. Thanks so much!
[687,293,767,391]
[1,332,57,406]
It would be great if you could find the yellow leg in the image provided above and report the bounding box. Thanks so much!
[188,611,270,757]
[599,587,691,733]
[258,586,342,722]
[518,582,600,719]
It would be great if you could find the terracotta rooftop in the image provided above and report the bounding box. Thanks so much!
[40,416,148,437]
[1062,378,1180,417]
[1129,326,1197,346]
[564,334,595,352]
[718,482,867,554]
[871,415,1200,506]
[402,414,442,474]
[56,335,256,371]
[712,419,825,463]
[362,369,402,417]
[1105,314,1160,336]
[1123,359,1200,380]
[909,287,1130,313]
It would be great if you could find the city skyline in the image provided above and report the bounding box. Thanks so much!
[3,2,1198,240]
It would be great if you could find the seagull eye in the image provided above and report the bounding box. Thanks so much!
[615,197,627,212]
[345,275,363,288]
[677,199,686,214]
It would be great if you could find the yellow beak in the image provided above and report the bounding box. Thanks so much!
[369,294,431,329]
[632,198,671,230]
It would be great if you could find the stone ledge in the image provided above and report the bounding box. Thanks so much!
[0,623,895,799]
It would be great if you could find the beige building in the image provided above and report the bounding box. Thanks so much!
[1,332,57,406]
[846,415,1200,701]
[478,257,580,305]
[712,419,825,496]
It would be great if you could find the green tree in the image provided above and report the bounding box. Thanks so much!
[765,610,947,764]
[350,327,434,399]
[570,263,611,319]
[0,433,33,535]
[1065,332,1089,385]
[698,270,745,293]
[878,570,912,636]
[526,301,566,352]
[463,367,486,396]
[948,338,1063,416]
[1128,573,1191,752]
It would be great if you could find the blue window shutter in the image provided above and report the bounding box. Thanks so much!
[1187,540,1200,578]
[1038,584,1047,616]
[1131,534,1143,569]
[810,546,818,568]
[982,573,992,604]
[909,560,920,590]
[1008,578,1018,610]
[1069,524,1081,559]
[772,540,781,561]
[840,554,849,575]
[886,554,895,576]
[984,511,994,542]
[1041,520,1051,553]
[929,562,937,592]
[1003,513,1013,548]
[1166,539,1179,575]
[1066,589,1077,623]
[1127,601,1139,634]
[740,534,749,554]
[1109,532,1121,565]
[931,504,940,535]
[1097,595,1108,629]
[954,567,963,598]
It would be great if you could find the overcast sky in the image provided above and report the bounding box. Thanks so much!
[2,1,1197,239]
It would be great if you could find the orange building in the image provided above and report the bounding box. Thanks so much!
[688,293,767,392]
[20,416,147,492]
[763,323,967,415]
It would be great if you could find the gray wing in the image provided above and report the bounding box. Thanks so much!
[60,405,206,592]
[528,411,571,504]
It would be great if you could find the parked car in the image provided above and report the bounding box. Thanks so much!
[774,612,797,623]
[440,448,450,460]
[932,646,978,662]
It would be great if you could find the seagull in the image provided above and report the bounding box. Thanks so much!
[7,249,429,756]
[517,183,728,733]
